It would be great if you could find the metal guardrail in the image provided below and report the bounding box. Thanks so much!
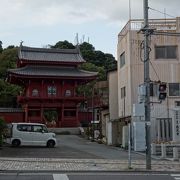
[151,143,180,160]
[118,18,177,41]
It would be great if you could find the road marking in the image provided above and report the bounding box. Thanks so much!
[171,174,180,180]
[53,174,69,180]
[65,172,169,176]
[171,174,180,176]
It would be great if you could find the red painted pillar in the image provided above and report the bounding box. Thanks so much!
[24,104,28,122]
[27,80,31,97]
[61,80,65,127]
[76,106,79,127]
[74,81,77,96]
[61,104,64,127]
[41,80,44,97]
[62,80,64,96]
[41,106,44,124]
[57,108,61,127]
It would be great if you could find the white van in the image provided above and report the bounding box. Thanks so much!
[5,123,56,148]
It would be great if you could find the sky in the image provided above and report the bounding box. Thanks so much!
[0,0,180,58]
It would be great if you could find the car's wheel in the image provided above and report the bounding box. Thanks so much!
[47,140,55,148]
[12,139,21,147]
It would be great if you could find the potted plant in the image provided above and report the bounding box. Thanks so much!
[43,110,58,127]
[0,117,6,148]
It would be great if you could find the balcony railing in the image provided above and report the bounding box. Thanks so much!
[17,95,86,102]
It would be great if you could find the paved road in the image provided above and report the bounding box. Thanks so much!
[0,135,144,160]
[0,172,179,180]
[2,135,180,172]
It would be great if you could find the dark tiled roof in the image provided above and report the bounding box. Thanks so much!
[18,46,85,63]
[0,108,24,113]
[8,65,98,78]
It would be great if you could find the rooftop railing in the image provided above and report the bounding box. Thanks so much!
[118,18,177,40]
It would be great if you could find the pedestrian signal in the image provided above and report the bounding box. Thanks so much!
[158,83,167,100]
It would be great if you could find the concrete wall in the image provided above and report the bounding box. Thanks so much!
[0,111,24,123]
[101,109,109,143]
[108,70,118,120]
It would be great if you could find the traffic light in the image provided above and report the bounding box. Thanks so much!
[158,83,167,100]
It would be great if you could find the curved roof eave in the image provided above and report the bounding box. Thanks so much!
[18,46,86,63]
[8,65,98,78]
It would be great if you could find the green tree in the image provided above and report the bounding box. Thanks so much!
[43,110,58,123]
[80,42,95,52]
[80,62,106,81]
[0,41,2,54]
[94,50,106,67]
[0,47,18,78]
[0,80,21,107]
[51,40,75,49]
[79,42,117,72]
[104,53,117,71]
[0,47,21,107]
[76,81,96,97]
[79,42,96,64]
[77,62,106,97]
[52,40,117,80]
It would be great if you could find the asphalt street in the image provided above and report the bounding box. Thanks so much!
[0,135,145,160]
[0,135,179,172]
[0,172,179,180]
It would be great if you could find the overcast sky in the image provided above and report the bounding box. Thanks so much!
[0,0,180,58]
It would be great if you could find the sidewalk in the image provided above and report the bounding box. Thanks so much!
[0,157,179,172]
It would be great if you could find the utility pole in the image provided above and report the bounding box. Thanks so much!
[143,0,151,170]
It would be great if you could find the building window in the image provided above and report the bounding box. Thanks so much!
[121,86,126,98]
[47,86,56,96]
[32,89,39,96]
[65,90,71,97]
[169,83,180,96]
[175,101,180,107]
[155,46,177,59]
[120,52,125,68]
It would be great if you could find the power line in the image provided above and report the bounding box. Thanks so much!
[149,60,160,81]
[149,7,175,18]
[139,40,161,81]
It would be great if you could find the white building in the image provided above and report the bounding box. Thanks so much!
[117,17,180,145]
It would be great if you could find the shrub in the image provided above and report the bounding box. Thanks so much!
[0,117,6,147]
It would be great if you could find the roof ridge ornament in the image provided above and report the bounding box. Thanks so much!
[20,40,24,48]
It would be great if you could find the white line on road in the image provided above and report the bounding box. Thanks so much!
[171,174,180,180]
[53,174,69,180]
